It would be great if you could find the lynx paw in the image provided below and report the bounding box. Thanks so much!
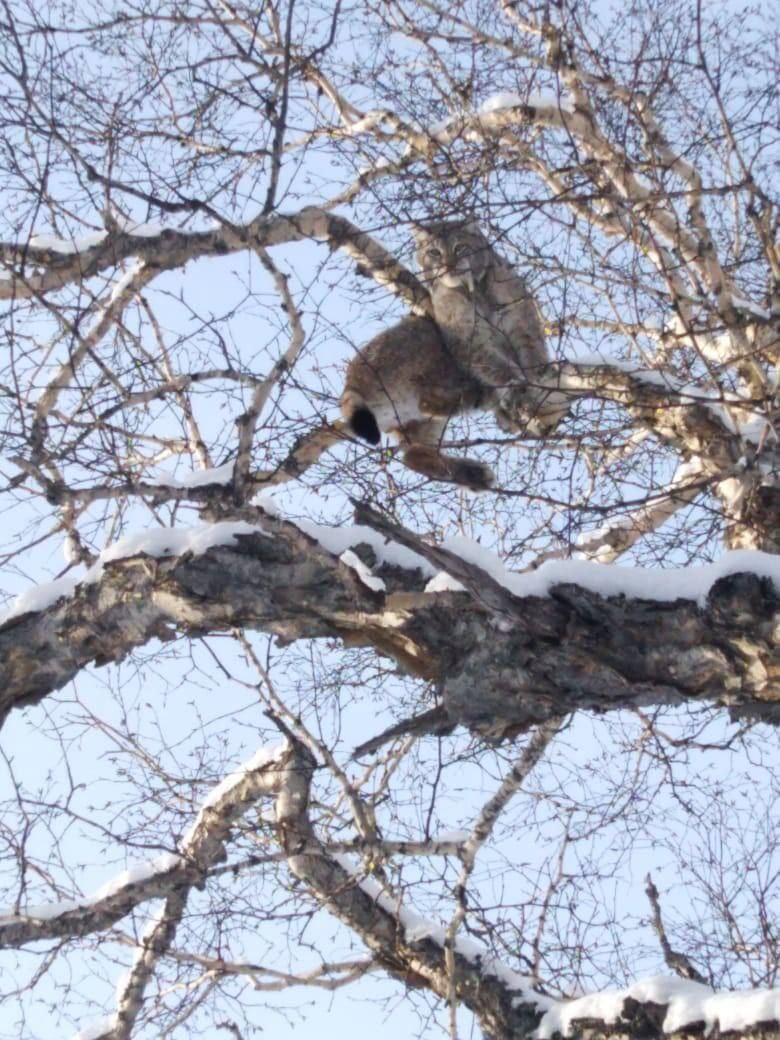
[495,407,520,434]
[495,387,568,437]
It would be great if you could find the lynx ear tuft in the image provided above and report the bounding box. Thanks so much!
[461,219,489,244]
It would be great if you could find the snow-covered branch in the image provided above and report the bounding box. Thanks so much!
[0,207,429,311]
[0,743,287,949]
[278,738,780,1040]
[0,507,776,739]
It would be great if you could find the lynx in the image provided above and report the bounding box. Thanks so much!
[340,220,565,489]
[340,314,494,489]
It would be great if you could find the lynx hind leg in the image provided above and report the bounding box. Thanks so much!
[401,419,494,491]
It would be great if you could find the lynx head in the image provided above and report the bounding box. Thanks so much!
[414,219,492,295]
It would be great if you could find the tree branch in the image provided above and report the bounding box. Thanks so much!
[0,508,776,736]
[0,207,430,311]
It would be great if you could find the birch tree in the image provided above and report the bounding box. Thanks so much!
[0,0,777,1038]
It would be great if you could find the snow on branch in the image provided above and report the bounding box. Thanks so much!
[352,500,779,607]
[558,360,773,455]
[274,738,550,1037]
[0,207,429,311]
[0,503,777,742]
[0,742,287,949]
[537,976,780,1040]
[276,738,780,1040]
[0,521,267,626]
[0,851,182,948]
[47,736,780,1040]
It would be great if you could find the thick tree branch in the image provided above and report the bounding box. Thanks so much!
[278,739,780,1040]
[0,742,287,947]
[0,508,776,737]
[0,207,430,312]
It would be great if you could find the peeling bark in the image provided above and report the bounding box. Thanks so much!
[278,741,780,1040]
[0,207,430,312]
[0,510,776,735]
[275,740,546,1039]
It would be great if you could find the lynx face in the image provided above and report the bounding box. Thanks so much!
[414,221,491,294]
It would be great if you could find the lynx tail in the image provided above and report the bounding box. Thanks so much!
[348,404,381,445]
